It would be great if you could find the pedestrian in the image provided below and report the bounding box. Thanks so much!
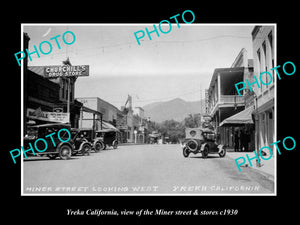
[244,131,250,152]
[240,130,245,151]
[234,131,239,152]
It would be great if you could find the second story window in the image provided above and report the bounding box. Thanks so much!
[257,49,262,94]
[268,31,275,83]
[262,41,269,88]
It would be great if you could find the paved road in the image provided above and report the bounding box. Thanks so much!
[23,144,274,195]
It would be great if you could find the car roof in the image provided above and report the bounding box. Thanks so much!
[96,129,118,133]
[71,128,93,131]
[185,127,215,133]
[29,123,71,128]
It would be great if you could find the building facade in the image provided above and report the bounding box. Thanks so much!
[76,97,127,142]
[133,107,149,144]
[207,48,253,148]
[251,26,275,157]
[120,95,135,143]
[76,97,121,127]
[27,65,82,128]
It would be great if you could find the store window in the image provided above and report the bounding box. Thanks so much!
[268,31,275,82]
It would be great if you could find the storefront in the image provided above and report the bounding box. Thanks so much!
[253,99,274,153]
[25,65,84,129]
[219,106,255,151]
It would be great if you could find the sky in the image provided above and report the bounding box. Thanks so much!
[23,24,254,109]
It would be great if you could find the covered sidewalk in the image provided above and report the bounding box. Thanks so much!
[101,120,120,131]
[219,106,254,127]
[219,106,255,150]
[79,105,103,130]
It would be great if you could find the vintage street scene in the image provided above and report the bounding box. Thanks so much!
[22,24,275,195]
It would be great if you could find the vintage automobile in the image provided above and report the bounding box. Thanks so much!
[70,128,94,156]
[181,127,226,158]
[149,132,160,144]
[24,123,74,160]
[95,129,119,150]
[70,128,103,153]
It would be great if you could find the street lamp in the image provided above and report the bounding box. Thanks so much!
[134,130,137,144]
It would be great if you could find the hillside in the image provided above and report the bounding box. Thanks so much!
[143,98,205,123]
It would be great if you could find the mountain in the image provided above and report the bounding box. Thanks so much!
[143,98,205,123]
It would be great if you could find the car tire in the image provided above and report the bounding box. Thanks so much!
[113,141,118,149]
[202,145,209,158]
[183,147,190,158]
[94,141,103,153]
[81,143,91,156]
[219,148,226,157]
[58,145,72,160]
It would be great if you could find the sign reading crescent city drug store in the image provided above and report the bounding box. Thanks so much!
[44,65,89,78]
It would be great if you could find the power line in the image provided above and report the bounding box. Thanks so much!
[107,88,203,104]
[27,34,254,59]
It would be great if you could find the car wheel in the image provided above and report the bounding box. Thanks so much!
[202,145,209,158]
[81,143,91,156]
[113,141,118,149]
[183,147,190,158]
[219,148,226,157]
[59,145,72,160]
[94,141,103,153]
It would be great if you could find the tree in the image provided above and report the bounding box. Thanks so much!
[183,113,201,128]
[147,121,160,134]
[159,119,185,143]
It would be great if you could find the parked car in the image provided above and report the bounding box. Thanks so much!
[95,129,119,150]
[24,123,74,160]
[69,128,105,153]
[181,127,226,158]
[70,128,93,156]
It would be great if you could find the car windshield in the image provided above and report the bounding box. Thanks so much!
[59,129,71,141]
[26,127,38,138]
[96,132,103,138]
[71,130,78,139]
[204,133,216,141]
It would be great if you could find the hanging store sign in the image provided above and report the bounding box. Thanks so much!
[43,65,89,78]
[53,107,63,113]
[27,108,69,123]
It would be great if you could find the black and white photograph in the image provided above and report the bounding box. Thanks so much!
[20,24,276,195]
[4,4,298,224]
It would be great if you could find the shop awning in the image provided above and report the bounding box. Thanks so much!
[81,106,103,116]
[102,121,120,131]
[219,106,254,127]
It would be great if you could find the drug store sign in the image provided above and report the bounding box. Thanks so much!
[44,65,89,78]
[27,108,69,123]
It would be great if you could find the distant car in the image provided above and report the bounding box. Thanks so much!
[181,128,226,158]
[24,123,74,160]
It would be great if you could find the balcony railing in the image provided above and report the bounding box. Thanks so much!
[208,95,245,115]
[219,95,244,104]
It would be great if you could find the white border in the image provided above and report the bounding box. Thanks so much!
[21,23,277,196]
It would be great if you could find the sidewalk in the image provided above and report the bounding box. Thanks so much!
[226,148,275,181]
[118,142,148,146]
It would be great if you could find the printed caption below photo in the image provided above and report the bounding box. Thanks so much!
[66,208,238,217]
